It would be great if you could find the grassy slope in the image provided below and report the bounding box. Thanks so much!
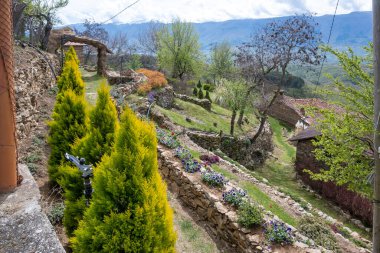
[157,98,258,136]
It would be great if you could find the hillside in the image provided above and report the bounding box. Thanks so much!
[71,11,372,53]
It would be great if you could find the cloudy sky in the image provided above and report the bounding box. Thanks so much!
[57,0,371,25]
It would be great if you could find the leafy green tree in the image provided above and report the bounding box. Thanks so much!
[71,107,176,252]
[72,82,119,165]
[214,79,249,135]
[47,89,88,184]
[209,41,234,81]
[157,18,203,80]
[307,45,373,197]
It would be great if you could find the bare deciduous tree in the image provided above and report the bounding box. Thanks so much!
[237,14,322,142]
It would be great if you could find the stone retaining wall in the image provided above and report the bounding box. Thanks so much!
[14,45,59,142]
[158,147,266,253]
[158,146,310,253]
[175,93,212,111]
[186,127,273,169]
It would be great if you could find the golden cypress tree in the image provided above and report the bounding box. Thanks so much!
[61,82,119,236]
[72,82,119,165]
[48,89,88,184]
[57,47,85,96]
[71,106,176,253]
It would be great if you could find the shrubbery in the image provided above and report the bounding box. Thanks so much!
[264,220,294,245]
[71,107,176,252]
[222,188,246,207]
[237,201,263,228]
[299,216,337,250]
[136,68,168,94]
[201,170,227,187]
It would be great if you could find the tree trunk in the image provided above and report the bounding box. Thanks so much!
[237,109,245,127]
[250,115,267,143]
[41,16,52,50]
[230,109,237,136]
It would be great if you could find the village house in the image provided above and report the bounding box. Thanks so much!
[287,114,373,226]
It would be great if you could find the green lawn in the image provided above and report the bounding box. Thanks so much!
[80,68,108,104]
[156,98,258,136]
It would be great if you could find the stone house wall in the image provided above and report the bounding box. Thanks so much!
[294,139,373,226]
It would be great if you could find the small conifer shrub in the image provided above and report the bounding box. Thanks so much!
[71,107,176,252]
[57,47,85,96]
[193,87,198,96]
[72,83,119,165]
[205,90,212,102]
[47,90,88,184]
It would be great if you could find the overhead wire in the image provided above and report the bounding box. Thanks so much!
[316,0,340,85]
[100,0,141,24]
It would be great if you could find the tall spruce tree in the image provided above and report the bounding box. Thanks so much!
[71,107,176,252]
[60,83,119,236]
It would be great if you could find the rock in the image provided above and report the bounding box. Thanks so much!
[174,93,212,111]
[155,86,174,109]
[350,231,360,239]
[0,164,65,252]
[262,178,269,184]
[294,241,309,249]
[186,117,192,122]
[215,202,228,214]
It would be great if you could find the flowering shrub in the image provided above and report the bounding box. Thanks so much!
[201,170,227,187]
[147,91,156,103]
[222,188,247,207]
[137,68,168,95]
[156,128,180,148]
[182,159,202,173]
[237,201,263,228]
[200,154,220,164]
[174,147,193,161]
[175,146,201,173]
[264,220,294,245]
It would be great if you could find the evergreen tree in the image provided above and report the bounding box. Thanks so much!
[47,89,88,184]
[198,89,204,99]
[60,83,119,237]
[65,46,80,66]
[197,80,202,89]
[71,107,176,252]
[72,82,119,165]
[58,164,86,237]
[193,87,198,96]
[205,90,212,102]
[57,47,85,96]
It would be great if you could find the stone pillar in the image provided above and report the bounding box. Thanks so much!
[0,0,18,192]
[97,48,106,76]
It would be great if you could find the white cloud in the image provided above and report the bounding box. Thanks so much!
[57,0,372,25]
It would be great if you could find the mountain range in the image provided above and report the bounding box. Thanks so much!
[71,11,372,53]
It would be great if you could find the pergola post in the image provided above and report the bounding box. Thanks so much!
[97,48,107,76]
[0,0,18,192]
